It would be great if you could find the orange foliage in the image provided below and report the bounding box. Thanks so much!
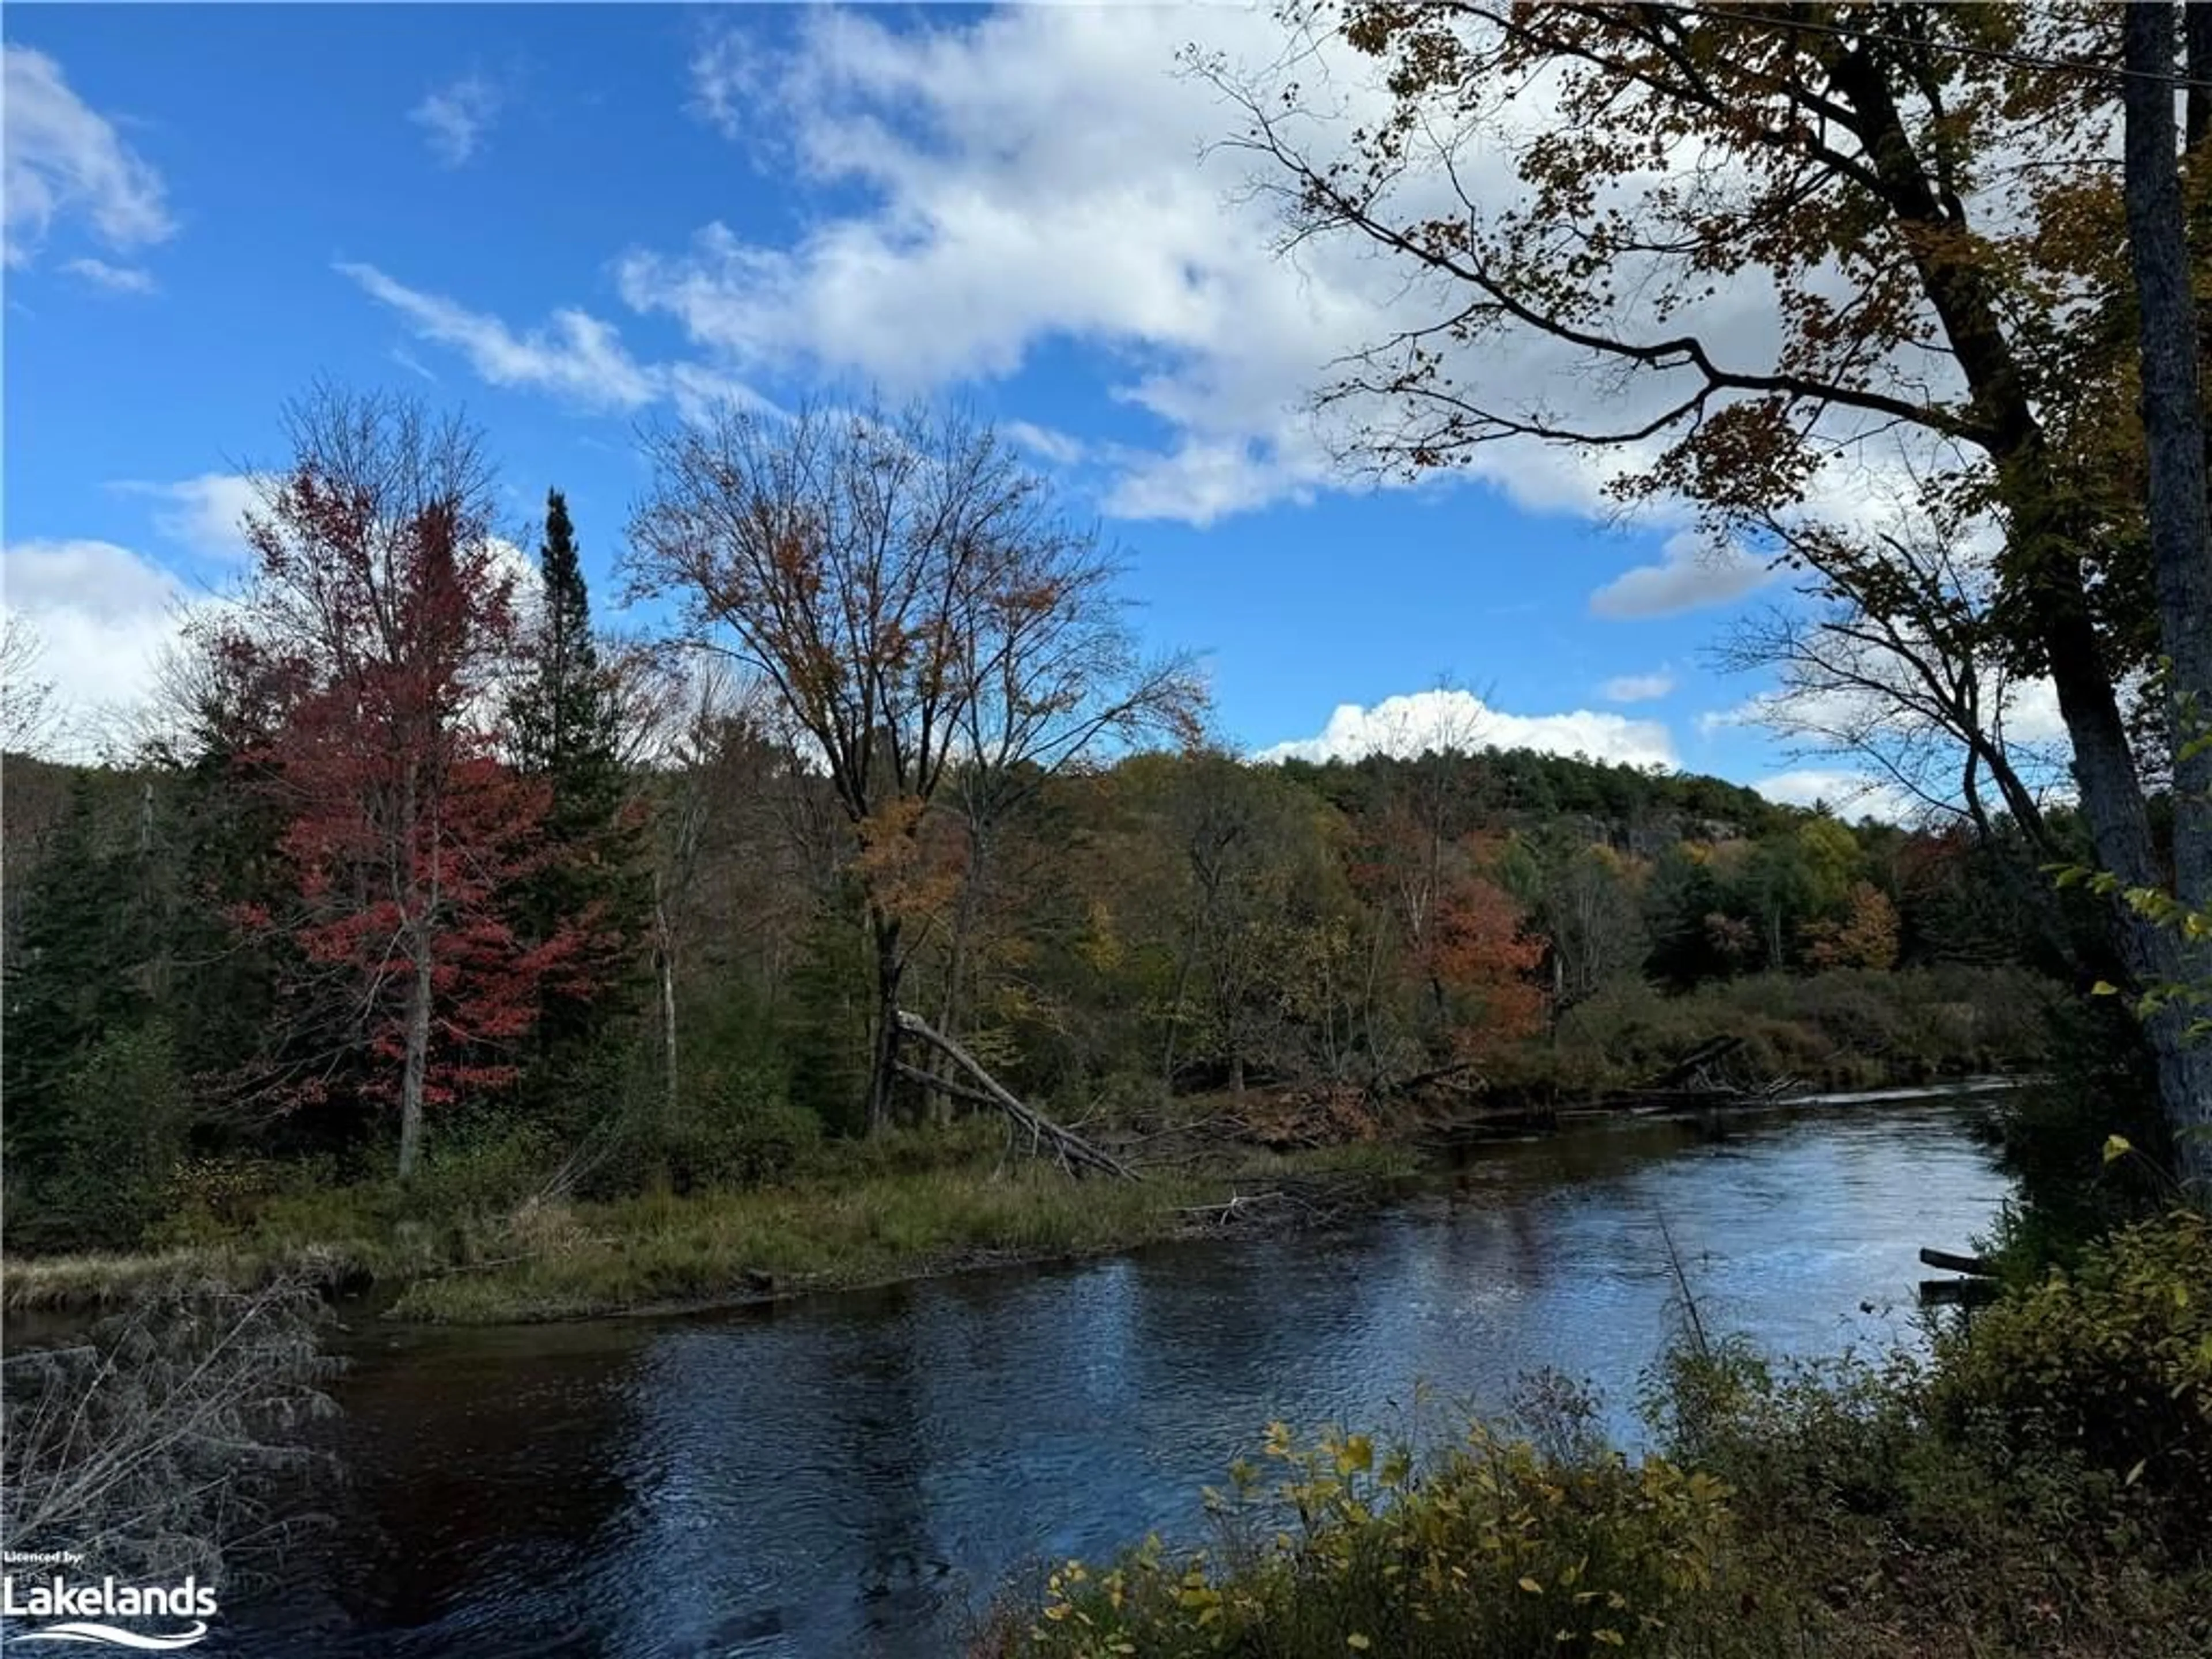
[1425,870,1548,1056]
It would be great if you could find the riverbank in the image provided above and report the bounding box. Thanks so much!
[2,1066,2033,1327]
[982,1209,2212,1659]
[1,1139,1419,1326]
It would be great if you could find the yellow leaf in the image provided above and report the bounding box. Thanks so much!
[2090,979,2120,997]
[2103,1134,2134,1164]
[1347,1636,1373,1652]
[1520,1577,1544,1594]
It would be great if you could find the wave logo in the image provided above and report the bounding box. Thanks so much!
[2,1573,218,1649]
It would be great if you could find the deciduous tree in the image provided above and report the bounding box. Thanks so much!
[214,387,589,1179]
[627,395,1198,1131]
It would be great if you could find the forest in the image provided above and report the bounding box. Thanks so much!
[0,392,2091,1268]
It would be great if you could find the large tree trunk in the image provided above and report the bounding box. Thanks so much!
[2123,0,2212,1186]
[397,936,433,1183]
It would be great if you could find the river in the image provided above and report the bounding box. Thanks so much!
[210,1096,2010,1659]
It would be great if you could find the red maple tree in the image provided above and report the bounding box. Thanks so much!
[213,388,603,1178]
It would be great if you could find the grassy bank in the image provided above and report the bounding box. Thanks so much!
[979,1209,2212,1659]
[1,1138,1417,1325]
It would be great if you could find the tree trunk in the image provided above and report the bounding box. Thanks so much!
[397,935,433,1183]
[654,873,679,1143]
[2123,0,2212,1185]
[866,907,904,1135]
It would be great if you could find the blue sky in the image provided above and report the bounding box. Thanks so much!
[2,3,1848,799]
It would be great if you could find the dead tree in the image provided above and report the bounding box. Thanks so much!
[893,1009,1139,1180]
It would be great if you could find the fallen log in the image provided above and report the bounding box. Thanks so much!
[1918,1247,2001,1278]
[1919,1277,2002,1308]
[1371,1059,1484,1099]
[1644,1036,1745,1092]
[894,1010,1141,1181]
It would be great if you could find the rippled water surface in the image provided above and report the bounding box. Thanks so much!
[218,1100,2010,1658]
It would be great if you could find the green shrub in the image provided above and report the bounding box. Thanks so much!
[29,1024,187,1252]
[1929,1207,2212,1552]
[404,1114,562,1219]
[665,1083,824,1192]
[145,1154,336,1249]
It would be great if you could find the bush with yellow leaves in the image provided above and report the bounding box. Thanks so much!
[986,1418,1752,1659]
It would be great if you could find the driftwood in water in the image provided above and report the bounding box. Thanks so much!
[894,1010,1141,1181]
[1919,1277,2002,1309]
[1918,1247,2001,1278]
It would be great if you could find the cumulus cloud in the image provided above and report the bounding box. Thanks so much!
[1600,669,1675,703]
[410,74,502,167]
[612,7,1866,531]
[0,539,188,754]
[1589,532,1775,620]
[3,45,174,270]
[1256,687,1676,770]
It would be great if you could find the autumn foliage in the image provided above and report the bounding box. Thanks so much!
[207,389,603,1174]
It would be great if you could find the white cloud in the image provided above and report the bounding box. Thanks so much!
[61,255,155,294]
[688,32,763,140]
[608,8,1848,531]
[0,539,187,753]
[1002,419,1089,468]
[338,262,779,424]
[338,262,660,411]
[3,45,174,270]
[1753,768,1919,824]
[1590,531,1775,620]
[1256,687,1676,770]
[410,74,501,167]
[112,473,264,562]
[619,6,1379,524]
[1600,669,1675,703]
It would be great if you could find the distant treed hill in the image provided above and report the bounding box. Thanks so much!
[1276,747,1798,849]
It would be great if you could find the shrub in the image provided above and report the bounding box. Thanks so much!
[27,1023,188,1252]
[665,1089,824,1192]
[1929,1207,2212,1554]
[990,1419,1749,1659]
[403,1113,562,1218]
[0,1275,341,1590]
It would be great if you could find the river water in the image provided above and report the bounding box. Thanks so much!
[211,1097,2009,1659]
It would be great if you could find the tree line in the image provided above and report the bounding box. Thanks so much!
[0,385,2096,1249]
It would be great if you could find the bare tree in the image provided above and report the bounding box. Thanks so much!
[1715,506,2068,851]
[627,395,1197,1131]
[1,611,59,755]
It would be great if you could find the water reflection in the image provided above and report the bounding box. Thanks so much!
[222,1101,2008,1658]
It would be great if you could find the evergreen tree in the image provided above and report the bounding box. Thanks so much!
[1,780,161,1241]
[513,491,623,824]
[508,490,647,1089]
